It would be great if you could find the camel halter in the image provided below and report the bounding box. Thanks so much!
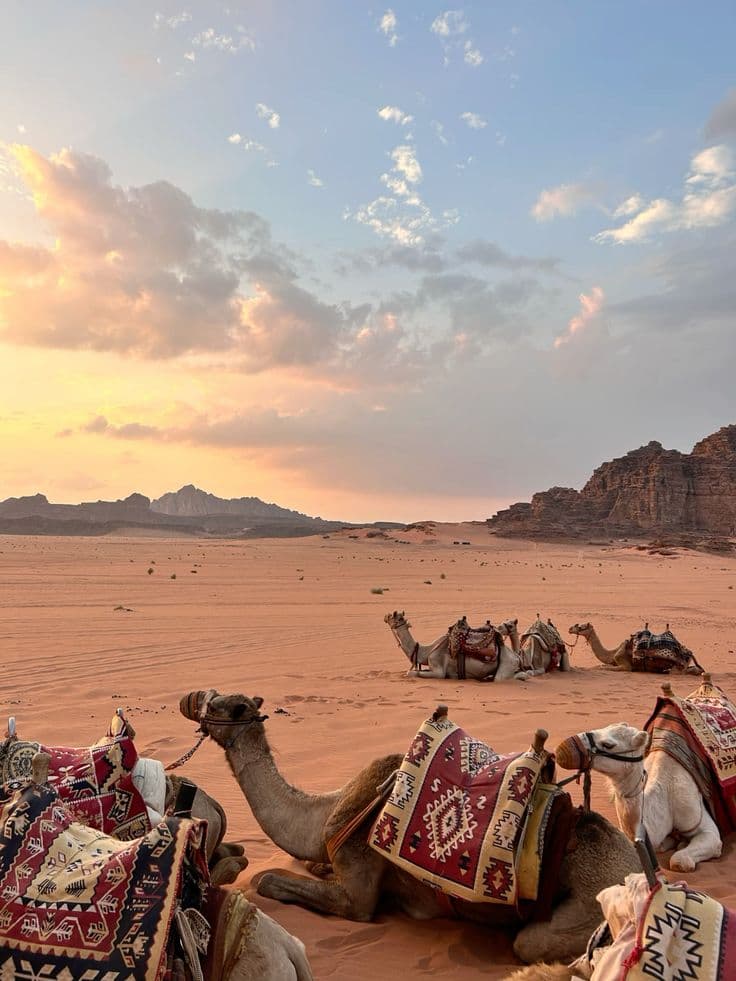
[389,617,421,670]
[556,732,646,812]
[166,691,269,768]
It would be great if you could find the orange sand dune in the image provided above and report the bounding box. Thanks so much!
[2,529,736,979]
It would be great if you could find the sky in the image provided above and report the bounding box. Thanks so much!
[1,1,735,523]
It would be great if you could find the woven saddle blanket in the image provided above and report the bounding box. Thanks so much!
[369,713,558,907]
[580,872,736,980]
[0,780,208,981]
[448,618,500,664]
[630,627,693,673]
[0,732,150,840]
[644,678,736,834]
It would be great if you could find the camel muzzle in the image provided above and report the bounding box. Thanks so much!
[554,735,590,771]
[180,691,208,722]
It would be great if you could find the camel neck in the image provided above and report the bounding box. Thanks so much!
[226,729,341,863]
[584,629,616,664]
[609,765,645,839]
[392,622,417,662]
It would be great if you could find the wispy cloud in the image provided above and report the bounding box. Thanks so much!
[378,9,399,46]
[377,105,414,126]
[463,41,483,66]
[460,111,487,130]
[554,286,604,348]
[595,145,736,244]
[154,11,192,29]
[228,134,266,152]
[704,89,736,140]
[255,103,280,129]
[531,182,597,221]
[307,169,324,188]
[431,121,449,145]
[192,27,255,54]
[431,10,468,37]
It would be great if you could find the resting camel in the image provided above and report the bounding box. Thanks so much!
[555,720,722,871]
[512,618,571,675]
[568,622,701,674]
[180,690,640,964]
[384,611,531,680]
[18,752,313,981]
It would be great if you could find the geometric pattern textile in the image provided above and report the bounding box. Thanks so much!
[0,734,150,840]
[583,872,736,981]
[644,678,736,835]
[0,780,207,981]
[369,713,547,905]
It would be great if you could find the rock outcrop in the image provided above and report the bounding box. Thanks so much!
[151,485,307,521]
[488,425,736,540]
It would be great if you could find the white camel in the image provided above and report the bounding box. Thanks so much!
[511,617,571,675]
[555,722,722,872]
[384,611,531,680]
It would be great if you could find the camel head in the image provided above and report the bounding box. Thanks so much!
[497,618,519,639]
[179,690,268,748]
[384,610,408,628]
[568,621,593,637]
[555,723,649,777]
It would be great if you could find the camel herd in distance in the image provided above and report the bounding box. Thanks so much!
[384,610,705,679]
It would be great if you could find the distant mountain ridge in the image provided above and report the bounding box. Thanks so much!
[0,486,354,538]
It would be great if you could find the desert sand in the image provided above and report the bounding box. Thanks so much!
[2,526,736,979]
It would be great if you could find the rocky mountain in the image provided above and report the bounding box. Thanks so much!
[151,485,309,521]
[488,425,736,540]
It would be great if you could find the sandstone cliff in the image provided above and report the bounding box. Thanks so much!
[488,425,736,540]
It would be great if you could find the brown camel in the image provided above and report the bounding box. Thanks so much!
[180,690,640,964]
[568,622,701,674]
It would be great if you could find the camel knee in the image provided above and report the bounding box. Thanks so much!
[513,921,591,965]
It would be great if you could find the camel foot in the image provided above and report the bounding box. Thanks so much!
[210,855,250,885]
[304,860,333,878]
[212,841,246,862]
[669,851,696,872]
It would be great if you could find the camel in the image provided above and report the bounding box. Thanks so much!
[7,751,314,981]
[180,690,641,964]
[567,622,701,674]
[384,611,531,680]
[555,721,722,872]
[513,618,571,675]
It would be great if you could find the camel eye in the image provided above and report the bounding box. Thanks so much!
[601,740,616,750]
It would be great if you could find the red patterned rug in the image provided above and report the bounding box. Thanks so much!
[644,678,736,834]
[0,731,150,840]
[369,712,551,906]
[0,779,208,980]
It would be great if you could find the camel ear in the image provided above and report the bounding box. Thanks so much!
[253,696,264,709]
[633,730,649,750]
[513,618,518,626]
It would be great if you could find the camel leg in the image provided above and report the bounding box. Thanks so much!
[670,809,722,871]
[408,664,449,679]
[230,907,315,981]
[513,891,601,964]
[254,841,385,921]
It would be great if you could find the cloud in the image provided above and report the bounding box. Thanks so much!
[612,194,644,218]
[377,105,414,126]
[531,182,597,221]
[183,51,196,62]
[154,11,192,29]
[553,286,604,348]
[192,27,255,53]
[463,41,483,66]
[460,111,487,130]
[255,103,280,129]
[704,89,736,140]
[378,9,399,46]
[595,145,736,244]
[431,10,468,37]
[456,239,560,273]
[228,134,266,152]
[307,169,324,188]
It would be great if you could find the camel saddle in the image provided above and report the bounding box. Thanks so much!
[0,773,212,981]
[629,625,693,674]
[448,617,502,679]
[369,710,573,917]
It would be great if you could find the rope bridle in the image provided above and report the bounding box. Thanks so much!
[166,691,269,769]
[388,616,422,671]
